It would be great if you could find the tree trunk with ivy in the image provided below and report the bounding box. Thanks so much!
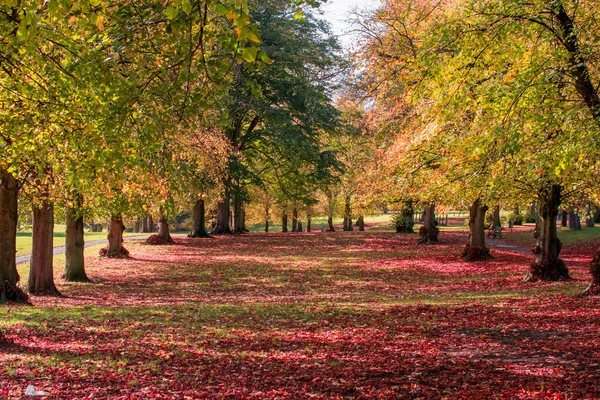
[327,215,335,232]
[462,199,490,261]
[64,197,88,282]
[306,215,312,232]
[396,200,414,233]
[29,200,60,296]
[0,167,24,303]
[419,204,439,244]
[525,184,570,282]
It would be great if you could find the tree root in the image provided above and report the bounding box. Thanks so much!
[524,259,572,283]
[0,281,32,305]
[145,234,176,245]
[99,246,131,258]
[418,227,439,244]
[577,283,600,298]
[461,245,492,261]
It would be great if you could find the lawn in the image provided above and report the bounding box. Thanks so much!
[16,225,144,257]
[1,228,599,399]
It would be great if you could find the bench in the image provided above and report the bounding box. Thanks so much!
[487,225,503,239]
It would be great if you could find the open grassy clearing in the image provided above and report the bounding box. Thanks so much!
[2,229,600,399]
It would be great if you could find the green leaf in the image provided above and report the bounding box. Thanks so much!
[16,26,28,41]
[241,47,258,63]
[165,6,178,20]
[182,1,192,15]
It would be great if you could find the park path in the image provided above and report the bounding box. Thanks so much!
[15,235,149,266]
[487,238,531,255]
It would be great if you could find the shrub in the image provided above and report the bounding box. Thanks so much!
[506,212,524,226]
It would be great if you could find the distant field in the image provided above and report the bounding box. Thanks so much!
[16,225,140,256]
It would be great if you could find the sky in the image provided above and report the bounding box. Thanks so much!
[319,0,381,50]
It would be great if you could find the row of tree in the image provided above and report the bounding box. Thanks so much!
[0,0,355,302]
[353,0,600,295]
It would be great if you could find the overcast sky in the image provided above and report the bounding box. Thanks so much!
[319,0,381,51]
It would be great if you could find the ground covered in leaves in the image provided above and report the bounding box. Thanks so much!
[2,229,599,399]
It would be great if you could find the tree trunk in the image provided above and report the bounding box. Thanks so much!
[568,210,582,231]
[135,218,143,233]
[240,203,248,233]
[65,201,88,282]
[579,247,600,297]
[28,200,60,296]
[233,198,244,234]
[327,215,335,232]
[492,205,501,227]
[142,214,154,233]
[297,222,303,232]
[343,196,353,231]
[397,200,415,233]
[282,210,288,232]
[419,204,439,244]
[189,199,210,238]
[292,207,298,232]
[307,215,312,232]
[561,211,568,227]
[213,199,232,235]
[357,216,365,231]
[586,204,595,228]
[265,220,269,233]
[104,216,128,257]
[157,207,173,243]
[462,199,490,261]
[0,167,22,303]
[525,183,570,282]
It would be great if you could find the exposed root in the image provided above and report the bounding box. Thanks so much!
[145,234,176,245]
[461,245,492,262]
[524,259,571,283]
[577,283,600,298]
[418,227,439,244]
[0,281,32,305]
[99,246,131,258]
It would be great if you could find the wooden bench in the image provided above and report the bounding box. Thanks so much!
[487,225,503,239]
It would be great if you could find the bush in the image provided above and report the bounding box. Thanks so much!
[524,209,537,223]
[392,213,414,233]
[506,212,524,226]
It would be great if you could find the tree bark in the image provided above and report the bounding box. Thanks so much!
[213,199,232,234]
[561,211,568,227]
[579,248,600,297]
[135,218,143,233]
[65,200,88,282]
[492,205,501,227]
[291,207,298,232]
[568,210,582,231]
[357,216,365,232]
[104,216,128,257]
[586,204,595,228]
[343,195,353,231]
[233,198,244,234]
[157,207,174,243]
[525,183,571,282]
[327,215,335,232]
[462,199,491,261]
[28,200,60,296]
[189,199,210,238]
[307,215,312,232]
[142,214,154,233]
[297,222,303,232]
[0,167,22,302]
[419,204,439,244]
[396,200,415,233]
[282,210,288,232]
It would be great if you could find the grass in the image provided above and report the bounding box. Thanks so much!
[16,224,144,256]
